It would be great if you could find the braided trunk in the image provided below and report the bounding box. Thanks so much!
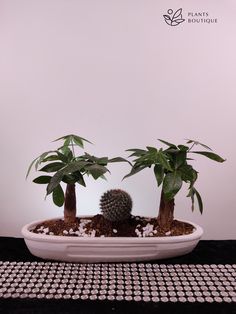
[64,184,76,223]
[157,190,175,230]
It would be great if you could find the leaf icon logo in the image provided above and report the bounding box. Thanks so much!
[163,8,185,26]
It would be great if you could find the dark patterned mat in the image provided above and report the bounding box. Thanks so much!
[0,261,235,303]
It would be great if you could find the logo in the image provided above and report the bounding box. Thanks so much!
[163,9,218,26]
[163,9,185,26]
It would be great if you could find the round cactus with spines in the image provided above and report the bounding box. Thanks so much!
[100,189,132,222]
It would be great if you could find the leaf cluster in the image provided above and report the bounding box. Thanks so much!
[124,139,225,214]
[27,135,126,207]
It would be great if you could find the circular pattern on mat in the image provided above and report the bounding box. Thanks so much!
[0,262,235,302]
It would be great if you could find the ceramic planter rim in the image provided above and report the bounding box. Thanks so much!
[22,216,203,244]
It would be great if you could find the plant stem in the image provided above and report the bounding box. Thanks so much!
[157,190,175,230]
[188,143,195,152]
[64,184,77,223]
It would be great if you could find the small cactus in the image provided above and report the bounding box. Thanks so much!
[100,189,132,222]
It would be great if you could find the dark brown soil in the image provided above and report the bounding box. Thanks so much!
[31,214,195,237]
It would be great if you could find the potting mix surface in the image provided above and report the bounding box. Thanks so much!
[31,215,194,237]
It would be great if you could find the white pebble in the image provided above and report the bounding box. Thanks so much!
[135,229,142,237]
[113,229,117,233]
[165,231,171,236]
[90,230,96,237]
[142,223,154,237]
[49,232,54,235]
[63,230,68,235]
[100,235,105,238]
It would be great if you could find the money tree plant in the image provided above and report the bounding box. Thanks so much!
[124,139,225,230]
[27,134,125,223]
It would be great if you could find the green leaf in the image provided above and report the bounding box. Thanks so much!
[47,161,90,195]
[81,154,110,166]
[53,134,93,146]
[68,150,74,161]
[33,176,52,184]
[62,174,76,184]
[63,171,86,187]
[162,171,182,200]
[126,148,147,157]
[59,145,71,156]
[26,156,38,179]
[56,151,69,163]
[72,136,84,148]
[99,174,107,181]
[39,162,65,173]
[158,139,177,148]
[123,165,147,180]
[52,184,64,207]
[187,187,195,211]
[191,171,198,186]
[75,172,86,186]
[97,157,108,166]
[186,139,212,151]
[86,164,109,180]
[178,145,189,151]
[193,187,203,214]
[35,151,55,171]
[178,164,197,182]
[35,150,55,170]
[175,151,187,168]
[41,155,60,162]
[164,148,179,154]
[47,173,64,195]
[26,151,56,178]
[164,148,187,169]
[73,135,93,145]
[53,134,72,142]
[146,146,157,153]
[63,137,71,147]
[61,171,86,185]
[81,153,108,165]
[81,152,94,160]
[156,151,173,172]
[154,164,164,186]
[108,157,131,165]
[192,151,225,163]
[187,187,203,214]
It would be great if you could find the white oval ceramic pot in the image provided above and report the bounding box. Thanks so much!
[22,217,203,263]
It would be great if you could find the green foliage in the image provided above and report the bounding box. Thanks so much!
[27,134,124,207]
[162,171,182,200]
[52,184,64,207]
[124,139,225,214]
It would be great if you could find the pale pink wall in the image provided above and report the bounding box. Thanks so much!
[0,0,235,238]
